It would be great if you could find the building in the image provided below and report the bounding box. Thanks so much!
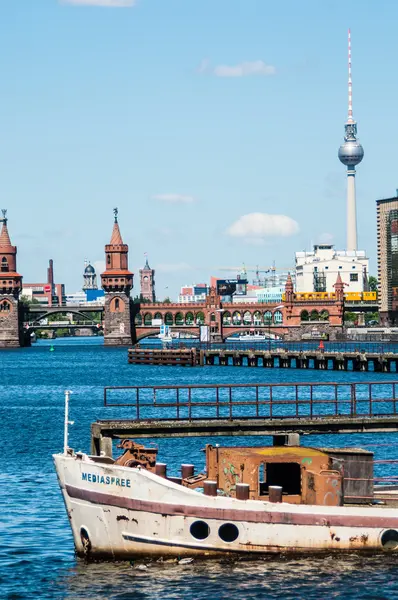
[101,208,134,345]
[139,256,156,302]
[256,286,286,304]
[22,259,66,306]
[0,209,26,347]
[338,29,364,251]
[376,194,398,324]
[295,245,369,294]
[82,260,98,290]
[178,283,209,303]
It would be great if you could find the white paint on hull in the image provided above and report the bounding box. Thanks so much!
[54,453,398,559]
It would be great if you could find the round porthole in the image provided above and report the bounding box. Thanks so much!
[80,527,92,556]
[381,529,398,550]
[190,520,210,540]
[218,523,239,543]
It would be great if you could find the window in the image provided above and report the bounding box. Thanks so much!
[107,254,111,265]
[1,257,8,272]
[350,273,358,282]
[258,462,301,495]
[114,298,120,311]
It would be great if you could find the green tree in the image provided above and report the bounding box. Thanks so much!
[344,311,357,324]
[368,276,378,292]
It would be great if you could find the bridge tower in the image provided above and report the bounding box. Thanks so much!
[0,210,25,347]
[101,209,134,346]
[139,255,155,302]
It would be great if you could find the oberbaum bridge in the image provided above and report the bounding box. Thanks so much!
[0,208,363,349]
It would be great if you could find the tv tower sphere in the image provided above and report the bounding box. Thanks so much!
[338,138,364,166]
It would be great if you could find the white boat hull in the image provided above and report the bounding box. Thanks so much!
[54,453,398,559]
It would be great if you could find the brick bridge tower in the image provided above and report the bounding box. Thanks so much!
[0,210,25,347]
[101,208,134,346]
[139,255,155,302]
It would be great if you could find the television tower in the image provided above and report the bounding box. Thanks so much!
[338,29,364,251]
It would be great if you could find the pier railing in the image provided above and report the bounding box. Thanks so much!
[103,381,398,422]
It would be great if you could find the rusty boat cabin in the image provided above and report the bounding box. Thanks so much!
[114,433,382,507]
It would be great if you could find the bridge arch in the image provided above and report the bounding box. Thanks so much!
[222,311,231,325]
[154,312,163,321]
[175,312,184,326]
[185,311,194,325]
[30,308,100,325]
[273,310,283,324]
[135,313,143,325]
[195,312,205,325]
[253,310,262,325]
[144,313,152,326]
[165,312,173,326]
[243,311,252,325]
[232,311,241,325]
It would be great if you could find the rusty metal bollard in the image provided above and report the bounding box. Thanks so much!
[236,483,250,500]
[204,480,218,496]
[269,485,283,503]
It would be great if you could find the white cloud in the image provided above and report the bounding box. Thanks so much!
[152,194,195,204]
[227,213,299,243]
[156,262,191,273]
[214,61,276,78]
[60,0,136,7]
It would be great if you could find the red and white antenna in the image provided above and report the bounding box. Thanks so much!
[348,28,353,122]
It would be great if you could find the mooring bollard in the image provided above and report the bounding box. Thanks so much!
[204,480,217,496]
[155,463,167,478]
[236,483,250,500]
[269,485,283,503]
[181,464,195,479]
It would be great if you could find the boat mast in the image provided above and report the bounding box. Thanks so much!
[64,390,74,455]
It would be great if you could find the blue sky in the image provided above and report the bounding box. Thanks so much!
[0,0,397,298]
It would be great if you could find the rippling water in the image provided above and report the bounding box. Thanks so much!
[1,337,398,599]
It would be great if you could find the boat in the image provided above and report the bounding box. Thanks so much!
[54,393,398,560]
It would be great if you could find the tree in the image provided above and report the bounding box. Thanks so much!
[163,297,171,304]
[368,276,378,292]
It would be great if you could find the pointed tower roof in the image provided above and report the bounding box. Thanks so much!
[285,273,293,289]
[0,221,12,247]
[335,272,343,285]
[110,222,123,245]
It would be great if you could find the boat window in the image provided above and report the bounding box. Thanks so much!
[218,523,239,543]
[381,529,398,550]
[258,462,301,496]
[190,521,210,540]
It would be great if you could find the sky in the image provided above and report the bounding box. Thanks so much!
[1,0,397,299]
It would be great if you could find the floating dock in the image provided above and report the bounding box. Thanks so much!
[91,381,398,453]
[128,347,398,372]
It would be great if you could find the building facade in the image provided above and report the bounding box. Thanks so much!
[139,257,155,302]
[376,195,398,324]
[101,209,134,345]
[23,259,65,306]
[0,210,26,347]
[82,261,98,291]
[295,245,369,294]
[178,284,209,303]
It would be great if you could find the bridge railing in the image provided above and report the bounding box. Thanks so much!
[103,381,398,422]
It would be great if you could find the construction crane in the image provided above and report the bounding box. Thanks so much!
[218,264,294,287]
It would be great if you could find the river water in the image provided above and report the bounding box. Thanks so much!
[1,337,398,599]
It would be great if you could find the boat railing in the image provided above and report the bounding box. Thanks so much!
[103,381,398,422]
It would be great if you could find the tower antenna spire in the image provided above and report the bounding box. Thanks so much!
[348,28,353,122]
[338,27,364,252]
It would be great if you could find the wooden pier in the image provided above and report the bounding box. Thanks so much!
[128,347,398,372]
[91,381,398,454]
